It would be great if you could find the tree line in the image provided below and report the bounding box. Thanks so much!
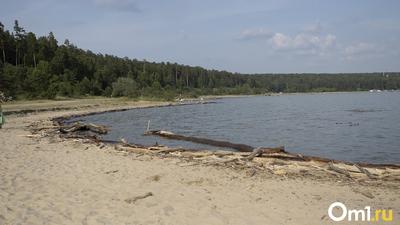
[1,20,399,100]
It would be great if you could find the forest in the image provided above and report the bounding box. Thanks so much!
[1,20,400,100]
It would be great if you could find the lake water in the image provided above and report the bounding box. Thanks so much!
[68,92,400,164]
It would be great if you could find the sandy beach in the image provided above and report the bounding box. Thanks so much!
[0,98,399,225]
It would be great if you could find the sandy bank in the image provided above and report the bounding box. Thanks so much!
[0,99,399,225]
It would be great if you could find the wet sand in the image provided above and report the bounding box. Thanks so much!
[0,98,399,225]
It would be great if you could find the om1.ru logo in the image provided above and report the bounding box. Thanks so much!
[328,202,393,222]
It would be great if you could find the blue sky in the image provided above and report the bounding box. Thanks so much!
[1,0,399,73]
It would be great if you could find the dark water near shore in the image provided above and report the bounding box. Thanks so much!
[69,92,400,164]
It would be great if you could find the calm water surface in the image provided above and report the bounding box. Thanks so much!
[69,92,400,164]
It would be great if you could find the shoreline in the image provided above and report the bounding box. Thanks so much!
[1,99,399,224]
[4,97,400,175]
[56,113,400,169]
[203,90,400,99]
[50,97,400,168]
[3,89,397,114]
[3,90,398,116]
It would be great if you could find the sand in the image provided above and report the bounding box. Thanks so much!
[0,99,399,225]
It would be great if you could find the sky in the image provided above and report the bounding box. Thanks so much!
[1,0,400,73]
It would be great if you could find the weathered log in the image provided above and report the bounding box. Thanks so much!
[60,133,101,141]
[60,122,108,134]
[354,164,377,179]
[33,125,61,131]
[125,192,153,204]
[328,162,351,178]
[155,148,186,154]
[119,138,145,148]
[143,130,400,169]
[114,145,150,154]
[144,130,254,152]
[245,146,286,161]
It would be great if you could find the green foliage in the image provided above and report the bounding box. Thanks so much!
[0,20,400,100]
[26,61,54,98]
[112,77,139,98]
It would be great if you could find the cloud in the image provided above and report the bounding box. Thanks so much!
[237,28,273,40]
[343,42,382,61]
[237,25,394,62]
[93,0,140,13]
[238,26,336,55]
[269,32,336,55]
[344,42,375,55]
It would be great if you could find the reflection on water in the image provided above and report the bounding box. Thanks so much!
[68,92,400,164]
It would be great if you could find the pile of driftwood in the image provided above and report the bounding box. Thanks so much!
[114,140,400,184]
[60,122,108,134]
[48,121,399,183]
[140,130,400,184]
[143,130,400,169]
[56,121,109,141]
[28,121,107,136]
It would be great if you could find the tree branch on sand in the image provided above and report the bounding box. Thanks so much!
[60,122,108,134]
[144,130,254,152]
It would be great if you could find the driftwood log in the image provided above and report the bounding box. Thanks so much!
[60,122,108,134]
[244,146,286,160]
[144,130,254,152]
[143,130,400,170]
[354,164,377,179]
[119,138,145,148]
[125,192,153,204]
[328,162,351,177]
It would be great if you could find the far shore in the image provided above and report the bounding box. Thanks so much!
[1,98,399,225]
[3,90,391,114]
[201,89,399,100]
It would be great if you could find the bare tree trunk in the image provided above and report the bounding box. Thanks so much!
[1,48,5,63]
[15,47,17,66]
[33,53,36,68]
[144,130,254,152]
